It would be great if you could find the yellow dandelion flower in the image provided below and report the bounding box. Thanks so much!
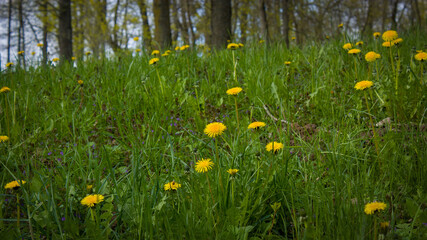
[326,36,330,39]
[175,46,180,51]
[4,180,26,190]
[6,62,14,67]
[227,43,239,50]
[373,32,381,38]
[149,58,159,65]
[204,122,226,138]
[78,80,84,85]
[227,169,239,176]
[248,121,266,130]
[81,194,104,208]
[37,43,44,47]
[18,51,25,55]
[343,43,352,50]
[364,201,387,215]
[1,87,11,93]
[85,51,92,56]
[180,45,190,51]
[266,142,284,153]
[135,48,141,52]
[164,181,181,191]
[0,136,9,142]
[365,51,380,62]
[356,41,363,46]
[338,23,344,28]
[165,50,172,54]
[392,38,403,45]
[354,80,373,90]
[71,57,76,61]
[259,40,265,44]
[238,43,244,48]
[291,37,296,40]
[348,49,361,54]
[382,30,398,42]
[382,41,394,47]
[284,61,291,65]
[380,221,390,229]
[161,52,169,57]
[151,50,160,55]
[52,58,59,62]
[31,51,36,56]
[226,87,242,96]
[195,158,214,173]
[133,37,139,41]
[414,52,427,61]
[86,184,93,190]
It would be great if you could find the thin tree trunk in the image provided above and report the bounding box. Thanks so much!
[282,0,290,47]
[137,0,152,49]
[381,0,388,31]
[180,0,190,44]
[42,0,48,63]
[171,0,180,43]
[239,0,248,43]
[153,0,172,48]
[412,0,422,28]
[18,0,26,67]
[186,0,196,45]
[259,0,269,43]
[7,0,12,63]
[58,0,73,61]
[391,0,399,29]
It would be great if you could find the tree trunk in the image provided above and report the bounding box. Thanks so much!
[18,0,26,67]
[171,0,180,43]
[7,0,12,63]
[153,0,172,48]
[42,0,48,64]
[137,0,152,49]
[381,0,388,31]
[180,0,190,44]
[211,0,231,48]
[239,0,248,43]
[282,0,290,47]
[362,0,374,35]
[186,0,196,45]
[259,0,269,43]
[391,0,399,29]
[411,0,422,28]
[58,0,73,61]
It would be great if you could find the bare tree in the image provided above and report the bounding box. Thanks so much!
[137,0,152,49]
[259,0,269,43]
[7,0,12,62]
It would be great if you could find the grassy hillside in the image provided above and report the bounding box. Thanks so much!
[1,31,426,239]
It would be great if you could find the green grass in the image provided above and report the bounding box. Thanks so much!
[0,30,426,239]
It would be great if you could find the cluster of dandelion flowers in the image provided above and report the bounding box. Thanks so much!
[364,201,387,215]
[195,158,214,173]
[204,122,227,138]
[164,181,181,191]
[0,136,9,143]
[354,81,373,90]
[248,121,266,130]
[227,43,240,50]
[365,51,381,62]
[81,194,105,208]
[149,58,159,65]
[415,51,427,61]
[373,32,381,38]
[266,142,284,153]
[348,49,361,55]
[226,87,242,96]
[343,43,352,50]
[227,169,239,176]
[151,50,160,55]
[382,30,398,42]
[5,180,26,190]
[1,86,11,93]
[180,45,190,51]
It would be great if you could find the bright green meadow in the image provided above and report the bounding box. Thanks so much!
[1,31,427,239]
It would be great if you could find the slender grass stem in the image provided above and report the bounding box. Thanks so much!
[364,90,379,158]
[155,68,164,95]
[17,193,20,229]
[234,97,239,130]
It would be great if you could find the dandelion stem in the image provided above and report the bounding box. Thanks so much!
[155,68,164,95]
[206,173,215,205]
[364,90,379,158]
[16,193,20,229]
[421,64,424,85]
[4,95,10,138]
[354,57,358,80]
[232,51,237,84]
[234,97,239,130]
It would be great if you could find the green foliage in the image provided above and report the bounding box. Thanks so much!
[0,30,426,239]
